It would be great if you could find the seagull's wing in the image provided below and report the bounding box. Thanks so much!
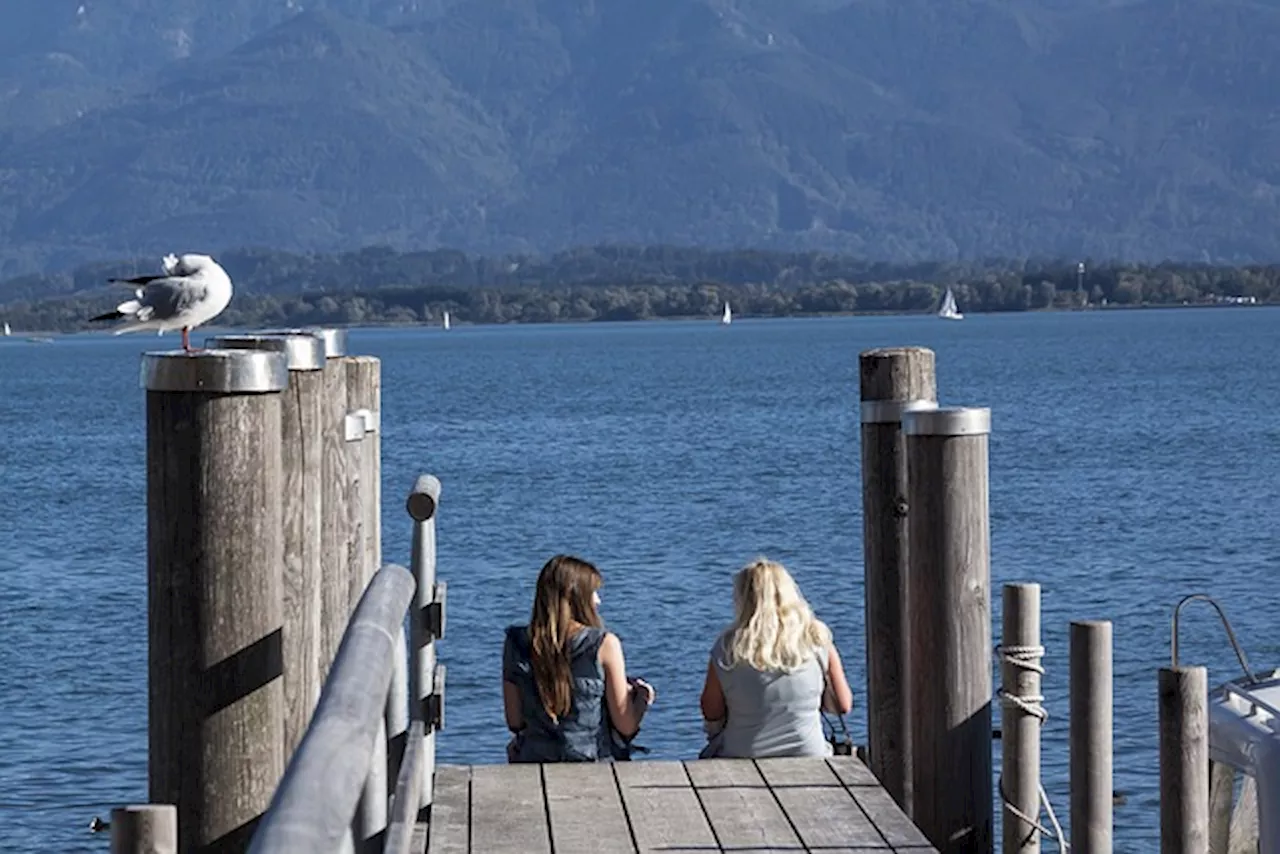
[138,275,209,322]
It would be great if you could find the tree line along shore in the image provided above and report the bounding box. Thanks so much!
[0,245,1275,332]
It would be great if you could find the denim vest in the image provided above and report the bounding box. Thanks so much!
[503,624,611,762]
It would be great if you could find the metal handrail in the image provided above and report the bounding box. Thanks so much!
[248,564,417,854]
[1170,593,1258,684]
[384,720,427,854]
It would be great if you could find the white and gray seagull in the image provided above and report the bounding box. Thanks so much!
[90,253,234,352]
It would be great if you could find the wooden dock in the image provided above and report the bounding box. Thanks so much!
[428,757,937,854]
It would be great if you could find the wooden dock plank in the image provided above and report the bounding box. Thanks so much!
[828,759,938,851]
[615,761,719,853]
[687,760,804,852]
[470,764,552,854]
[757,758,890,850]
[427,765,470,854]
[543,763,635,854]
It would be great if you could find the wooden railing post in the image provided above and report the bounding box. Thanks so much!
[903,405,994,854]
[858,346,937,815]
[1070,620,1114,853]
[142,350,288,853]
[1160,665,1210,854]
[1000,583,1042,854]
[408,475,443,811]
[110,805,177,854]
[210,332,327,763]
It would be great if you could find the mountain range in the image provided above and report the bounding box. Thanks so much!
[2,0,1279,275]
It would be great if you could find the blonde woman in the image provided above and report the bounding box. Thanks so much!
[698,557,853,758]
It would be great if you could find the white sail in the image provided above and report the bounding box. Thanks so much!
[938,287,963,321]
[2,322,9,336]
[443,311,451,331]
[721,301,732,325]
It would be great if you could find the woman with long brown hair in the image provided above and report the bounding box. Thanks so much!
[503,554,656,762]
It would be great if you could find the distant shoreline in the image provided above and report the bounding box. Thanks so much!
[5,297,1270,339]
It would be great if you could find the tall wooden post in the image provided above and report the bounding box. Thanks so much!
[143,350,288,853]
[858,346,937,814]
[210,332,327,762]
[110,805,177,854]
[904,405,993,854]
[308,329,351,682]
[345,355,387,850]
[1070,620,1114,853]
[1160,666,1209,854]
[1000,583,1042,854]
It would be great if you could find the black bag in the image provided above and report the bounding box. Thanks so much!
[821,669,855,756]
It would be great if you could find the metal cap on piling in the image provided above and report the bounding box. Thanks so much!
[140,350,289,393]
[902,406,991,437]
[207,333,325,372]
[257,327,349,359]
[406,475,442,522]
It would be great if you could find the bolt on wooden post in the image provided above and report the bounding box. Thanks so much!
[858,346,937,815]
[210,332,328,763]
[903,405,994,854]
[142,349,288,853]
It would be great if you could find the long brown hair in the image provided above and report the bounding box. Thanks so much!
[529,554,604,721]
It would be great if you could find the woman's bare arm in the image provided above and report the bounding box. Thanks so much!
[699,658,727,721]
[503,679,524,731]
[822,643,854,714]
[600,632,653,737]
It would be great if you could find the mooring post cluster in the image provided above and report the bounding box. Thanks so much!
[858,346,1115,854]
[132,327,392,854]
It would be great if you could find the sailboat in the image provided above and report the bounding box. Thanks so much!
[2,322,9,337]
[937,287,963,321]
[442,311,451,331]
[721,302,732,325]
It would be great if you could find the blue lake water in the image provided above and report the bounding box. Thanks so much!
[2,309,1277,852]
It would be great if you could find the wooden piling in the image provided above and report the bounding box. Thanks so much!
[1070,620,1113,853]
[345,355,382,600]
[858,346,937,814]
[903,405,993,854]
[143,350,288,853]
[110,805,177,854]
[345,354,387,850]
[1000,583,1042,854]
[1160,666,1210,854]
[408,474,442,810]
[210,332,328,762]
[313,330,351,681]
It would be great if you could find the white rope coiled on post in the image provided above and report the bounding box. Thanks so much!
[995,642,1069,852]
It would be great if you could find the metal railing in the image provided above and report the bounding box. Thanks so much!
[247,475,447,854]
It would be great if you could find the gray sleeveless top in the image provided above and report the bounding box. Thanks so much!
[503,624,612,762]
[710,631,832,758]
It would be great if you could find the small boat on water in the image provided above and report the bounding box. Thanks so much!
[721,302,732,325]
[938,287,963,321]
[3,322,9,337]
[443,311,451,331]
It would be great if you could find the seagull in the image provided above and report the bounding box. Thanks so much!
[90,253,234,352]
